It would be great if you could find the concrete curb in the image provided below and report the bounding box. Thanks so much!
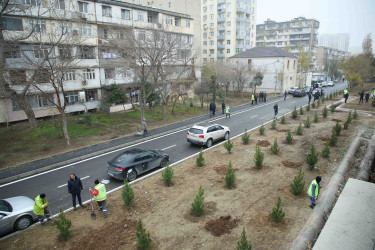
[357,132,375,181]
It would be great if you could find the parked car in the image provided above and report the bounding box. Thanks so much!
[303,86,312,93]
[321,81,328,87]
[312,88,325,96]
[0,196,38,235]
[106,149,169,181]
[288,87,299,94]
[293,89,306,97]
[187,123,230,148]
[327,81,334,87]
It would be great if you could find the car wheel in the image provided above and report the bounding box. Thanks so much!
[160,158,168,168]
[15,216,32,231]
[127,169,137,182]
[224,132,229,140]
[206,138,213,148]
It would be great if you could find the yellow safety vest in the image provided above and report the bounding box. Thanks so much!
[344,89,348,95]
[225,107,230,114]
[307,180,319,199]
[33,196,48,216]
[251,95,254,100]
[94,183,107,201]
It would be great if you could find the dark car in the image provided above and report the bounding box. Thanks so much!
[106,149,169,181]
[293,89,306,97]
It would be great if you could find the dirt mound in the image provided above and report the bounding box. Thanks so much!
[277,129,289,132]
[282,160,303,168]
[331,119,342,123]
[318,136,330,141]
[257,140,271,147]
[214,165,239,175]
[205,216,240,236]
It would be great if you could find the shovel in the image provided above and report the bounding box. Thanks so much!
[89,189,96,218]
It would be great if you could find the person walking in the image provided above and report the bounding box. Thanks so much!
[68,173,84,210]
[273,103,279,119]
[209,102,214,117]
[284,90,287,100]
[89,179,108,218]
[251,94,255,105]
[307,176,322,209]
[33,193,51,226]
[365,92,370,103]
[225,105,230,119]
[259,91,263,102]
[308,92,312,104]
[254,93,258,104]
[359,91,364,104]
[221,100,225,114]
[212,102,216,116]
[264,92,267,102]
[142,118,147,137]
[343,88,349,103]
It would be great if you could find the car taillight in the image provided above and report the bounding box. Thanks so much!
[187,132,190,135]
[115,167,125,171]
[199,135,204,138]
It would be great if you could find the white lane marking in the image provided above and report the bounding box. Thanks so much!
[291,101,296,103]
[57,176,90,188]
[250,115,258,118]
[161,145,176,151]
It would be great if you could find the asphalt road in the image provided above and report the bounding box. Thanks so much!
[0,83,346,221]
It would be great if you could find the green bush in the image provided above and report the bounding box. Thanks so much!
[321,97,325,103]
[299,106,304,115]
[321,143,330,158]
[254,145,264,169]
[270,138,280,155]
[292,106,298,118]
[306,103,310,111]
[224,138,234,154]
[312,102,316,108]
[76,117,85,124]
[225,161,236,189]
[322,105,328,118]
[122,179,134,209]
[372,99,375,107]
[347,111,352,123]
[286,130,293,144]
[306,145,319,170]
[281,115,286,124]
[83,113,92,126]
[56,207,72,241]
[296,122,303,135]
[304,115,311,128]
[42,143,50,151]
[317,99,321,106]
[344,121,349,129]
[196,148,205,167]
[353,110,358,119]
[242,129,250,145]
[237,228,252,250]
[330,104,336,113]
[314,111,319,123]
[329,93,332,99]
[290,168,305,195]
[189,99,194,107]
[271,118,277,129]
[270,197,285,223]
[162,163,174,187]
[191,186,204,216]
[333,122,342,136]
[259,123,265,135]
[329,130,338,146]
[136,219,152,250]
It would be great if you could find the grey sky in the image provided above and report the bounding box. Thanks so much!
[256,0,375,49]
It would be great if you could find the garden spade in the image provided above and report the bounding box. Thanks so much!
[89,189,96,218]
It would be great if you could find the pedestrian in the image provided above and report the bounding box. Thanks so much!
[142,118,147,137]
[251,94,254,105]
[89,179,108,218]
[365,92,370,103]
[221,100,225,114]
[308,93,312,104]
[264,92,267,102]
[68,173,84,210]
[212,102,216,116]
[284,90,287,100]
[33,193,51,226]
[259,91,263,102]
[371,89,375,99]
[254,93,258,104]
[225,105,230,119]
[209,102,214,117]
[273,103,278,118]
[343,88,349,103]
[359,91,364,104]
[307,176,322,209]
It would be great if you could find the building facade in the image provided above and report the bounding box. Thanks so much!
[201,0,257,64]
[315,45,349,72]
[318,33,350,52]
[256,17,319,69]
[1,0,194,124]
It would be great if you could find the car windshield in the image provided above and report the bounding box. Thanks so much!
[0,200,12,212]
[189,128,203,134]
[110,153,135,167]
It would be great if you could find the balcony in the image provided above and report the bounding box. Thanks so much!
[236,35,245,40]
[218,26,225,31]
[236,7,246,13]
[218,8,226,13]
[217,53,225,58]
[236,17,245,22]
[236,44,244,49]
[218,0,225,3]
[217,35,225,40]
[217,44,225,49]
[236,25,245,30]
[217,17,226,22]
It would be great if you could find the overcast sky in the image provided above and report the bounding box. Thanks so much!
[256,0,375,50]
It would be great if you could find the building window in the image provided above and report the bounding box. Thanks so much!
[227,21,231,26]
[5,45,21,58]
[203,49,207,54]
[293,60,296,69]
[82,69,95,79]
[210,4,214,10]
[210,40,214,45]
[78,2,88,13]
[210,58,214,63]
[2,17,23,31]
[137,11,144,21]
[203,33,207,38]
[77,46,95,59]
[79,23,91,37]
[85,90,98,101]
[65,91,79,104]
[210,23,214,28]
[209,32,214,37]
[210,14,214,19]
[35,69,50,83]
[98,28,108,39]
[104,68,115,79]
[227,30,231,35]
[22,0,41,6]
[166,16,173,25]
[227,40,230,45]
[30,94,54,108]
[121,9,130,19]
[102,6,111,17]
[210,49,214,54]
[175,17,181,26]
[138,30,145,39]
[236,48,240,53]
[58,45,72,59]
[203,15,207,21]
[246,40,250,45]
[63,71,76,81]
[58,21,72,36]
[33,45,50,59]
[203,58,207,63]
[203,6,207,12]
[54,0,65,9]
[287,60,290,69]
[227,49,230,53]
[9,70,26,85]
[247,59,252,70]
[227,3,231,8]
[28,19,47,33]
[203,41,207,45]
[168,1,171,8]
[227,12,231,17]
[186,20,190,28]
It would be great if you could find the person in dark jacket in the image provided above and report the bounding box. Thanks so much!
[284,90,287,100]
[209,102,214,117]
[254,93,258,104]
[365,92,370,103]
[273,103,279,118]
[359,91,364,104]
[263,92,267,102]
[308,93,312,104]
[221,100,225,114]
[68,173,84,210]
[259,91,263,102]
[212,102,216,116]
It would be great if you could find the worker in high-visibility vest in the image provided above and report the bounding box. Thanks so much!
[225,105,230,119]
[307,176,322,209]
[343,89,349,103]
[90,179,108,218]
[251,94,255,105]
[33,193,51,225]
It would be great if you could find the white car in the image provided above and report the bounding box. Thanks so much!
[327,81,334,87]
[321,81,328,87]
[187,123,230,148]
[288,87,299,94]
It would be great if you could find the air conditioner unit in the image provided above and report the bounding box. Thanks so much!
[82,80,87,85]
[81,13,88,19]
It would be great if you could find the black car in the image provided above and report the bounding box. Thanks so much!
[106,149,169,181]
[293,89,306,97]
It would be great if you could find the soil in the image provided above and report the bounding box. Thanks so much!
[1,100,374,250]
[257,140,271,147]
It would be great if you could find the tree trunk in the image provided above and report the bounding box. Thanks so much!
[162,102,168,121]
[12,94,38,129]
[61,111,70,146]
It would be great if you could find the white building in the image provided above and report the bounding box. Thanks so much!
[318,33,350,52]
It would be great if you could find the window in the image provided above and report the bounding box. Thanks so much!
[65,91,79,104]
[293,60,296,69]
[175,17,181,26]
[287,60,289,69]
[79,23,91,37]
[203,6,207,12]
[5,45,21,58]
[58,45,72,58]
[227,12,231,17]
[210,4,214,10]
[104,68,115,79]
[77,46,95,59]
[246,40,250,45]
[203,41,207,45]
[203,50,207,54]
[22,0,40,6]
[54,0,65,9]
[236,48,240,53]
[247,59,252,70]
[82,69,95,79]
[159,4,163,9]
[210,58,214,63]
[121,9,130,19]
[210,40,214,45]
[63,71,76,81]
[227,21,231,26]
[227,30,231,35]
[30,94,54,108]
[186,20,190,28]
[227,3,231,8]
[188,36,193,44]
[166,16,173,25]
[210,49,214,54]
[210,14,214,19]
[102,6,111,17]
[138,30,145,39]
[137,11,144,21]
[227,40,230,45]
[29,19,46,33]
[85,90,98,101]
[203,58,207,63]
[58,21,72,36]
[203,33,207,38]
[78,2,88,13]
[227,49,230,53]
[98,28,108,39]
[9,70,26,85]
[2,17,23,31]
[36,69,50,83]
[210,23,214,28]
[33,45,50,59]
[203,15,207,21]
[209,32,214,37]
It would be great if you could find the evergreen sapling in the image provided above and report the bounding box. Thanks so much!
[299,106,304,115]
[329,130,338,146]
[136,219,152,250]
[270,197,285,223]
[314,111,319,123]
[281,115,286,124]
[259,123,265,135]
[162,163,174,187]
[56,207,72,241]
[122,179,135,209]
[225,161,236,189]
[224,137,234,154]
[312,102,316,108]
[237,228,252,250]
[322,105,328,118]
[333,122,342,136]
[271,118,277,129]
[321,143,330,158]
[286,130,293,144]
[306,103,310,111]
[196,148,205,167]
[296,122,303,135]
[242,129,250,144]
[254,145,264,169]
[191,186,205,216]
[292,106,298,118]
[270,138,280,155]
[304,115,311,128]
[353,110,358,119]
[330,104,335,113]
[290,168,305,195]
[306,145,319,170]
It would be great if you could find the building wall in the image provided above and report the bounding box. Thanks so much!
[318,33,349,52]
[316,46,349,72]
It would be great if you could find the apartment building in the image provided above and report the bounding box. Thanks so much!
[201,0,257,64]
[315,45,349,72]
[318,33,350,52]
[256,17,319,69]
[1,0,194,124]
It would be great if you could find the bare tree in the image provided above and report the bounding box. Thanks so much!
[231,62,251,97]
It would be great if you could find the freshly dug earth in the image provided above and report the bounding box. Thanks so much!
[1,103,374,250]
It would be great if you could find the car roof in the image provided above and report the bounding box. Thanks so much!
[192,122,219,129]
[121,148,147,155]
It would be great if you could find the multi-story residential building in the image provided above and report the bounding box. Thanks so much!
[201,0,257,64]
[0,0,194,124]
[315,45,350,72]
[318,33,350,52]
[256,17,319,69]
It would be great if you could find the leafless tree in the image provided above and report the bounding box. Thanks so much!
[231,62,252,97]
